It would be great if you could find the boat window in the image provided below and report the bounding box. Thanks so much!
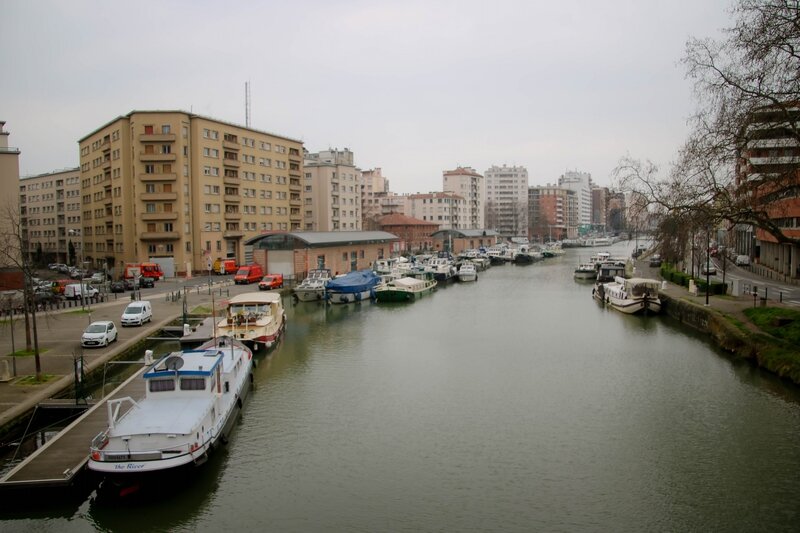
[180,377,206,391]
[149,378,175,392]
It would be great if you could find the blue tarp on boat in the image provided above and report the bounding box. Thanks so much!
[326,270,381,293]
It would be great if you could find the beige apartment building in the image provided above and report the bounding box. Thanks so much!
[19,168,81,265]
[1,121,22,286]
[303,148,361,232]
[443,166,484,229]
[406,192,467,230]
[78,111,303,277]
[360,167,390,225]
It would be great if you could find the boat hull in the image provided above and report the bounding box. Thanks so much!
[327,289,374,304]
[294,289,325,302]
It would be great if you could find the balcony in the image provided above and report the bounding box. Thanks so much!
[224,211,241,220]
[224,194,240,203]
[223,230,244,239]
[102,158,111,170]
[223,158,240,168]
[222,140,240,150]
[141,212,178,221]
[140,152,176,162]
[140,231,180,241]
[139,133,176,143]
[290,199,302,207]
[140,192,178,201]
[223,175,240,186]
[140,172,177,182]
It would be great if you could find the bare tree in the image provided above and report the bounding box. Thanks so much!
[614,0,800,246]
[0,200,43,380]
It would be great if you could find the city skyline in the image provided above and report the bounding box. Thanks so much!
[2,0,731,192]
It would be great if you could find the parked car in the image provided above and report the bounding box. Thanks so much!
[64,283,99,300]
[110,280,126,293]
[81,320,117,348]
[735,255,751,266]
[701,264,717,275]
[34,291,61,306]
[258,274,284,290]
[121,300,152,327]
[138,276,155,288]
[213,258,237,275]
[648,255,662,267]
[234,264,264,284]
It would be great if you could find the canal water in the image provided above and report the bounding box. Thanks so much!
[3,241,800,531]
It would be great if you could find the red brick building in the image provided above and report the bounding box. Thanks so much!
[376,214,438,253]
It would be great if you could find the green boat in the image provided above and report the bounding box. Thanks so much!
[374,275,437,302]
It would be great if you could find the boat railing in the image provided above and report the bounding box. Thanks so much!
[106,396,140,430]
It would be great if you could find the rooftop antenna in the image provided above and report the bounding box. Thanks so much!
[245,81,251,127]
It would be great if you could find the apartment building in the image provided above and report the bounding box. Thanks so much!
[303,148,361,232]
[443,166,484,229]
[1,121,22,283]
[406,192,467,230]
[361,167,390,225]
[591,186,609,233]
[78,111,303,277]
[19,168,81,265]
[558,170,593,229]
[484,164,528,237]
[528,185,578,242]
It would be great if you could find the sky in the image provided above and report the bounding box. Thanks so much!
[1,0,732,193]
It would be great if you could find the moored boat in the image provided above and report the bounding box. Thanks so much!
[293,269,331,302]
[88,337,254,492]
[596,276,662,315]
[457,262,478,282]
[374,274,437,302]
[216,292,286,350]
[574,263,597,280]
[325,269,382,304]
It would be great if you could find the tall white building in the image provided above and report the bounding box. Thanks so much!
[558,171,593,229]
[484,164,528,237]
[443,166,484,229]
[304,148,361,231]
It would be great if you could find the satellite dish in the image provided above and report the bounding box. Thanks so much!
[164,355,184,371]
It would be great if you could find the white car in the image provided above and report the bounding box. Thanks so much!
[121,300,152,327]
[81,320,118,348]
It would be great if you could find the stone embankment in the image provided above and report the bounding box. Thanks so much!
[659,291,799,385]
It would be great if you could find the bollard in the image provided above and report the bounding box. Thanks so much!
[780,292,783,303]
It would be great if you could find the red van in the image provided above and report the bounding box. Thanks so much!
[234,264,264,284]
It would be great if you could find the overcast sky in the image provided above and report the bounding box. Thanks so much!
[1,0,731,192]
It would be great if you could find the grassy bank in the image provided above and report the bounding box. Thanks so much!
[742,307,800,383]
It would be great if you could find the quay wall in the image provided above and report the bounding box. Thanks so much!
[660,293,800,385]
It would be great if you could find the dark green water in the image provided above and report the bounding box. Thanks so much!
[3,242,800,532]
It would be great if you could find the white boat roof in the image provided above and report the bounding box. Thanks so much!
[391,277,426,288]
[145,349,224,377]
[112,396,211,436]
[227,292,282,305]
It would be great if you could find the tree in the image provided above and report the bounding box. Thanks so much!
[0,200,43,380]
[614,0,800,247]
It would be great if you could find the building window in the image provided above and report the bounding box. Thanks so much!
[162,125,171,134]
[146,203,156,213]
